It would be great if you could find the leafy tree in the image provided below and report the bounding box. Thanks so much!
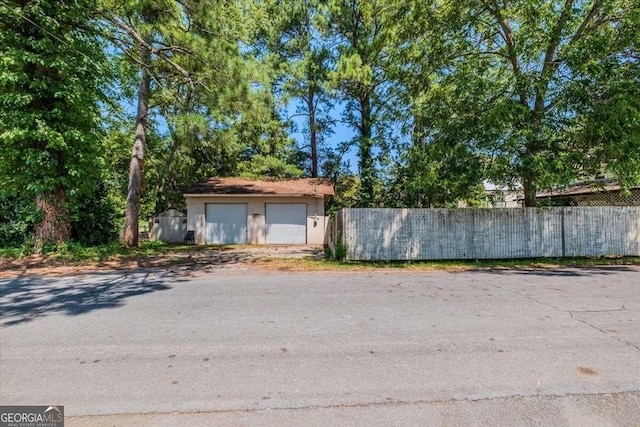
[565,13,640,188]
[232,88,304,179]
[0,195,37,247]
[70,182,119,246]
[322,147,362,212]
[294,46,335,178]
[102,0,248,245]
[400,0,640,206]
[264,0,335,178]
[0,0,107,251]
[388,142,485,208]
[318,0,395,207]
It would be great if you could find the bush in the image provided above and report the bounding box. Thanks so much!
[333,241,348,261]
[0,181,119,249]
[70,182,119,246]
[0,196,38,247]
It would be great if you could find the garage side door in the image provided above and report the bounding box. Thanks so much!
[266,203,307,244]
[205,203,247,244]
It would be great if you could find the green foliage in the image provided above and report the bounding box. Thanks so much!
[0,196,39,247]
[318,0,396,206]
[100,0,308,218]
[0,0,106,197]
[324,234,348,261]
[0,0,108,246]
[332,240,348,262]
[389,142,485,208]
[568,62,640,188]
[2,0,639,235]
[0,185,119,249]
[326,174,361,213]
[261,0,335,177]
[70,182,119,246]
[391,0,640,204]
[0,239,169,260]
[238,154,303,179]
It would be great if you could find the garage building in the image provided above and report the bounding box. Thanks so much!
[184,178,334,245]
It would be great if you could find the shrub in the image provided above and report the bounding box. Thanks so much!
[333,241,348,261]
[70,182,119,246]
[0,196,38,247]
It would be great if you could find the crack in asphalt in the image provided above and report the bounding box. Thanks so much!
[518,293,640,354]
[569,311,640,354]
[570,307,628,313]
[521,294,563,311]
[67,390,640,418]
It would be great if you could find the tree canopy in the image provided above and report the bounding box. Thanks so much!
[0,0,107,249]
[1,0,638,249]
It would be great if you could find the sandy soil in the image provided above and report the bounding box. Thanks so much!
[0,246,325,278]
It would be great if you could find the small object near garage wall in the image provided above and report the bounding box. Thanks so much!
[185,195,327,245]
[332,207,640,261]
[149,209,187,244]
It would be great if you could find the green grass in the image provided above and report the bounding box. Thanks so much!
[258,255,640,271]
[0,247,22,258]
[0,240,206,262]
[1,240,639,270]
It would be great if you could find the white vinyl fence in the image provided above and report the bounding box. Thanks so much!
[331,207,640,261]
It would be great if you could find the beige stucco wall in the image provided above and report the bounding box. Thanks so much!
[185,195,327,245]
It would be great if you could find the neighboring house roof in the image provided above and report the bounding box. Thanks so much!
[536,180,634,198]
[184,177,335,197]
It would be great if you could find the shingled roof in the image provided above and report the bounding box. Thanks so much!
[184,177,335,197]
[536,180,628,198]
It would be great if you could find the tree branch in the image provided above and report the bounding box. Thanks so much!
[541,0,574,80]
[567,0,605,48]
[483,0,527,105]
[534,0,575,121]
[105,14,199,90]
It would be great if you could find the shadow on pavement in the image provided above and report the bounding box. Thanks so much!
[468,265,638,277]
[0,271,182,327]
[0,246,325,278]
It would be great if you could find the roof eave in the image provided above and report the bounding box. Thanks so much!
[183,193,329,198]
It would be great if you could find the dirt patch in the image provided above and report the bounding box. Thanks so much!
[0,246,325,278]
[577,366,598,376]
[2,248,638,277]
[0,256,141,278]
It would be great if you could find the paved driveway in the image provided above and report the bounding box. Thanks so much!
[1,267,639,425]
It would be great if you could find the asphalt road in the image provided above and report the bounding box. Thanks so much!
[1,267,639,426]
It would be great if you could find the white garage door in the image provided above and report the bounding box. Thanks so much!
[266,203,307,244]
[205,203,247,244]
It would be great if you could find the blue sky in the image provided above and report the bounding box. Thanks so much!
[286,101,359,175]
[122,90,360,176]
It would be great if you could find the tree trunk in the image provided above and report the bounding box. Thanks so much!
[358,93,375,207]
[154,119,181,214]
[123,48,151,247]
[34,187,70,253]
[412,109,427,146]
[523,176,538,207]
[525,109,543,208]
[308,86,318,178]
